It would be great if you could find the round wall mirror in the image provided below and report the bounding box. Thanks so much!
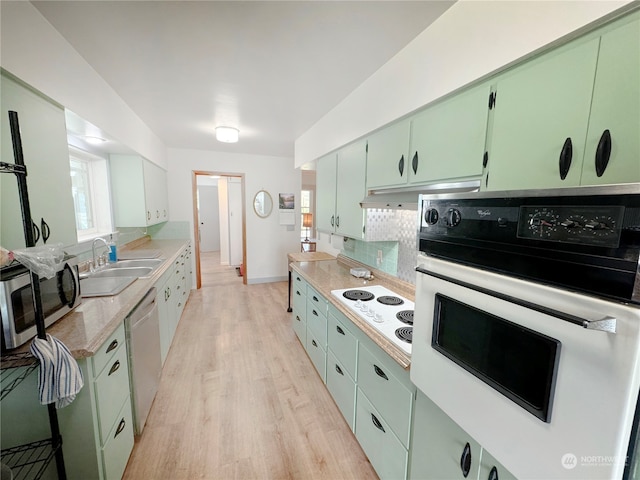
[253,190,273,218]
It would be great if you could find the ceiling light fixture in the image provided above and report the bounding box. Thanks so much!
[83,135,107,144]
[215,126,239,143]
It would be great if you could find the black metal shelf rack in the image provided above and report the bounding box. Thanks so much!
[0,110,67,480]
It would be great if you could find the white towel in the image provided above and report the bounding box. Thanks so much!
[29,334,84,409]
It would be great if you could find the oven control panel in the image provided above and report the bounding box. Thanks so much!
[517,205,624,247]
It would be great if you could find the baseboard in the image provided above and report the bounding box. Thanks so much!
[247,275,287,285]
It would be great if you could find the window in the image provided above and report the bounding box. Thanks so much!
[69,147,113,241]
[300,189,313,240]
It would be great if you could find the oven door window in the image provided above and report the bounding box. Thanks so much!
[432,294,560,422]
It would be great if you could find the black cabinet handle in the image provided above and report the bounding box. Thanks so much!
[32,221,40,244]
[296,276,301,281]
[595,129,612,177]
[371,413,385,433]
[311,339,318,348]
[373,364,388,380]
[40,218,50,244]
[330,215,334,227]
[336,326,345,335]
[108,360,120,376]
[460,442,472,477]
[114,418,126,438]
[412,151,419,175]
[558,137,573,180]
[488,466,499,480]
[483,151,489,168]
[336,215,340,228]
[335,364,344,376]
[312,309,318,317]
[398,155,405,177]
[296,290,301,296]
[106,339,118,354]
[313,296,319,302]
[295,315,301,322]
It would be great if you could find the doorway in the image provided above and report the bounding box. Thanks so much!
[192,170,247,289]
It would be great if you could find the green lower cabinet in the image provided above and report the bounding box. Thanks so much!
[305,329,327,382]
[292,306,306,345]
[101,398,135,480]
[327,312,358,380]
[326,350,356,431]
[356,389,409,480]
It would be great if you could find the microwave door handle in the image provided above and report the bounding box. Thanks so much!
[57,264,77,307]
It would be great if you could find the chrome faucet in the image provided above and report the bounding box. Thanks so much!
[92,237,110,270]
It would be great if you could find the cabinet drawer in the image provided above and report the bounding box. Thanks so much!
[307,286,327,316]
[357,344,413,447]
[292,307,306,345]
[306,301,327,347]
[326,351,356,431]
[95,344,131,446]
[102,398,134,480]
[293,273,307,293]
[92,323,126,377]
[305,329,326,382]
[356,389,408,480]
[327,312,358,380]
[293,285,306,313]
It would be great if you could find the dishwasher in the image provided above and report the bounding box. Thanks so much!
[126,287,162,436]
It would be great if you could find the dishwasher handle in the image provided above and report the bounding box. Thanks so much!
[129,288,157,328]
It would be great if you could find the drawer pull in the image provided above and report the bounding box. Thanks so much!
[114,418,126,438]
[371,413,385,433]
[312,340,318,348]
[488,466,498,480]
[296,315,301,322]
[460,442,472,477]
[105,339,118,354]
[336,326,345,335]
[373,364,388,380]
[296,276,301,281]
[108,360,121,376]
[313,296,319,302]
[312,310,318,317]
[335,364,344,376]
[296,291,301,296]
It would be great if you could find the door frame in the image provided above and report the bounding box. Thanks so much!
[192,170,247,288]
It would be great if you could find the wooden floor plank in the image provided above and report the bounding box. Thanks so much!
[123,251,378,479]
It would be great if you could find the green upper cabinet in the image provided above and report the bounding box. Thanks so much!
[1,73,77,249]
[409,83,490,185]
[580,14,640,185]
[335,140,367,239]
[316,152,337,233]
[366,120,411,190]
[484,38,600,191]
[316,141,367,239]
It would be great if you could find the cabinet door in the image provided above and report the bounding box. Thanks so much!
[410,392,481,480]
[335,140,367,239]
[316,153,337,233]
[485,38,600,191]
[366,120,411,189]
[1,74,77,249]
[410,83,489,185]
[143,159,169,224]
[478,448,517,480]
[580,15,640,185]
[110,155,147,227]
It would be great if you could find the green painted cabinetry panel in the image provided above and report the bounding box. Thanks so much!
[366,120,411,189]
[581,14,640,185]
[327,312,358,380]
[410,83,490,184]
[335,140,367,239]
[306,300,327,348]
[356,389,408,480]
[479,448,517,480]
[305,329,327,382]
[326,350,356,431]
[94,344,131,446]
[315,153,337,233]
[292,307,306,345]
[102,397,135,480]
[485,38,600,191]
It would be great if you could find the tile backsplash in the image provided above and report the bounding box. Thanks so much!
[341,209,419,284]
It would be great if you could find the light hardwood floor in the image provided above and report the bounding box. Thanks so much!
[123,251,378,479]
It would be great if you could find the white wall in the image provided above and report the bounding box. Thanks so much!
[0,1,167,168]
[294,0,634,167]
[167,148,301,283]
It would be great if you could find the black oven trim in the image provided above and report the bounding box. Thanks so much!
[416,266,599,331]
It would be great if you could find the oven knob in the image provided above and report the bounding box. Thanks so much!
[374,313,384,323]
[445,208,462,227]
[424,208,439,225]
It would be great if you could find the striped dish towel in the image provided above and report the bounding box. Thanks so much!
[29,334,84,409]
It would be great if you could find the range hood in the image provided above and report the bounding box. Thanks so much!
[360,180,481,210]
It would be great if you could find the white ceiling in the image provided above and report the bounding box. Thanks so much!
[32,1,455,158]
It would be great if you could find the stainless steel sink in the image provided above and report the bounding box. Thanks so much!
[107,259,165,269]
[81,276,137,297]
[91,267,154,278]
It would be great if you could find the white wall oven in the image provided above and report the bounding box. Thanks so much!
[411,184,640,479]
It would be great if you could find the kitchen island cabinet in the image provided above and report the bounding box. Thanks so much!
[0,72,77,250]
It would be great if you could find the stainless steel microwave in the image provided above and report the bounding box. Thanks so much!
[0,256,81,350]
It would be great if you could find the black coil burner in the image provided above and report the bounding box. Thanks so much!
[396,310,414,325]
[377,295,404,306]
[343,290,374,301]
[395,327,413,344]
